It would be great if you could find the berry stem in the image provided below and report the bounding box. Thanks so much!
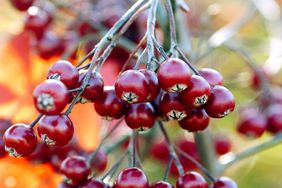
[163,155,173,181]
[175,46,200,75]
[130,130,138,167]
[165,0,178,51]
[158,121,185,175]
[224,133,282,168]
[29,114,43,129]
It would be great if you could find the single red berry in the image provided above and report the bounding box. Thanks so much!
[199,68,223,87]
[212,177,238,188]
[250,68,269,90]
[3,123,37,157]
[140,69,160,101]
[10,0,34,11]
[78,21,97,36]
[160,92,191,121]
[237,110,266,138]
[94,86,126,120]
[214,134,232,155]
[266,104,282,134]
[89,149,108,173]
[125,102,156,130]
[0,118,12,135]
[60,156,91,186]
[176,171,208,188]
[47,60,79,89]
[37,114,74,146]
[157,58,192,92]
[115,70,149,103]
[179,75,211,108]
[204,86,235,118]
[36,32,63,59]
[33,80,68,115]
[179,109,210,132]
[150,181,174,188]
[76,70,104,103]
[115,167,149,188]
[150,140,170,162]
[177,139,199,171]
[25,7,52,39]
[81,179,110,188]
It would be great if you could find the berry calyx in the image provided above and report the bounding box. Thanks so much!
[115,167,149,188]
[60,156,91,186]
[115,70,149,103]
[33,80,68,115]
[179,75,211,108]
[140,69,160,101]
[47,60,79,89]
[157,58,192,92]
[176,171,208,188]
[3,123,37,157]
[199,68,223,87]
[150,181,174,188]
[204,86,235,118]
[94,86,126,120]
[125,102,156,130]
[37,114,74,146]
[212,177,238,188]
[179,109,210,132]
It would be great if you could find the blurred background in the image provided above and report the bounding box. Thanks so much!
[0,0,282,187]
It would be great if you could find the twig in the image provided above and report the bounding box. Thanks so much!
[29,114,43,129]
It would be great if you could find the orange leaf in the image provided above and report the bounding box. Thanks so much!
[0,84,16,104]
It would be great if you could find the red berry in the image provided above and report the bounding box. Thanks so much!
[125,102,156,130]
[36,32,63,59]
[115,70,149,103]
[33,80,68,115]
[150,140,170,162]
[266,104,282,134]
[37,114,74,146]
[150,181,174,188]
[157,58,192,92]
[25,7,52,39]
[237,110,266,138]
[214,134,232,155]
[179,75,211,108]
[94,86,126,120]
[115,167,149,188]
[212,177,237,188]
[47,60,79,89]
[199,68,223,87]
[176,172,208,188]
[140,69,160,101]
[160,92,191,121]
[89,149,108,173]
[10,0,34,11]
[60,156,91,186]
[3,123,37,157]
[204,86,235,118]
[81,179,110,188]
[179,109,210,132]
[77,71,104,103]
[250,68,269,90]
[177,139,199,171]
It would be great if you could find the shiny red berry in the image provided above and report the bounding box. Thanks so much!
[3,123,37,157]
[150,140,170,162]
[89,149,108,173]
[179,109,210,132]
[115,70,149,103]
[94,86,126,120]
[199,68,223,87]
[158,58,192,92]
[266,104,282,134]
[77,71,104,103]
[180,75,211,108]
[81,179,110,188]
[47,60,79,89]
[150,181,174,188]
[37,114,74,146]
[125,102,156,130]
[115,167,149,188]
[33,80,68,115]
[212,177,238,188]
[160,93,191,121]
[25,7,52,39]
[10,0,34,11]
[176,172,208,188]
[214,134,232,155]
[204,86,235,118]
[237,110,266,138]
[60,156,91,186]
[36,32,63,59]
[140,69,160,101]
